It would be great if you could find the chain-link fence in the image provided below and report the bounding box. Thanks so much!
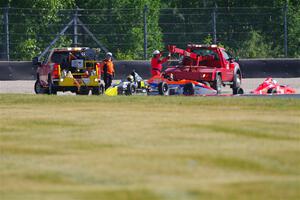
[0,6,296,61]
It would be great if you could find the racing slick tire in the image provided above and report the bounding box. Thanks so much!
[213,73,222,94]
[267,88,277,94]
[158,82,168,95]
[183,83,195,96]
[233,87,244,95]
[125,83,136,96]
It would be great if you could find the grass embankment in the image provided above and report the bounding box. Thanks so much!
[0,94,300,200]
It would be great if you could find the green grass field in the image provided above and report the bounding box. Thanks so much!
[0,94,300,200]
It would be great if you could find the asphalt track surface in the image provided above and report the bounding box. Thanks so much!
[0,78,300,98]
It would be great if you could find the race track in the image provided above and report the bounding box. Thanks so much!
[1,78,300,96]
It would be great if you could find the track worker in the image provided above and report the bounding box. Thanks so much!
[101,52,115,90]
[151,50,170,77]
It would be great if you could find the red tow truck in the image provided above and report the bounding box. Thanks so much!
[165,44,243,94]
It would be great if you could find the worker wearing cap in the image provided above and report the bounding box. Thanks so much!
[101,52,115,90]
[151,50,170,77]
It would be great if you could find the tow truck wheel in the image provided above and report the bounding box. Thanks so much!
[233,87,244,95]
[183,83,195,96]
[213,74,222,94]
[158,82,168,95]
[233,71,242,90]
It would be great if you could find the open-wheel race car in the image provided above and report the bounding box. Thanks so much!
[105,71,148,96]
[251,78,296,95]
[33,47,104,95]
[147,74,217,96]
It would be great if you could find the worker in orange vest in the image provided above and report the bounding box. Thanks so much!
[151,50,170,77]
[101,52,115,90]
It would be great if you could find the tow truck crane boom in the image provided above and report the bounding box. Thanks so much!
[167,45,209,66]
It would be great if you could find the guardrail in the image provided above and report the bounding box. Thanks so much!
[0,59,299,80]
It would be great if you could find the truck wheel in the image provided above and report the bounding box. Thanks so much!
[233,71,242,89]
[125,83,136,96]
[183,83,195,96]
[34,80,46,94]
[78,86,89,95]
[233,87,244,95]
[213,74,222,94]
[158,82,168,95]
[92,87,100,95]
[92,84,104,95]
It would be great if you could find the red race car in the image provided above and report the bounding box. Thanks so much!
[251,78,296,95]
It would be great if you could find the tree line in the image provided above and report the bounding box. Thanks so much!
[0,0,299,60]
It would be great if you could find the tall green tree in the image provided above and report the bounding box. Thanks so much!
[160,0,300,58]
[1,0,74,60]
[1,0,299,60]
[73,0,162,59]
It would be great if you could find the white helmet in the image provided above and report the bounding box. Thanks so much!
[106,52,112,57]
[127,75,134,82]
[153,50,160,55]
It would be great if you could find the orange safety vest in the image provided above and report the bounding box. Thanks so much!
[101,59,115,76]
